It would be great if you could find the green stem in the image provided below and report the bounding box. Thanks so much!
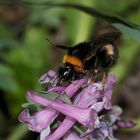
[121,118,140,133]
[7,125,29,140]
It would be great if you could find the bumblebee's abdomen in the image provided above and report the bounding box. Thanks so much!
[97,44,118,69]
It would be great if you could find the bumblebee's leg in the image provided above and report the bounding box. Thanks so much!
[72,72,76,81]
[88,69,98,84]
[101,71,108,91]
[93,69,98,82]
[71,70,81,81]
[44,73,57,90]
[88,57,99,84]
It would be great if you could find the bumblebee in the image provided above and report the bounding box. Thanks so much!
[50,32,121,84]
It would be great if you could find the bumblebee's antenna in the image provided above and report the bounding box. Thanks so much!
[46,38,70,50]
[46,38,56,48]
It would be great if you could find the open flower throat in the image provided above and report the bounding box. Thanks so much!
[19,70,135,140]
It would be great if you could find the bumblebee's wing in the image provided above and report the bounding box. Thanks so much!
[94,31,121,47]
[66,42,93,59]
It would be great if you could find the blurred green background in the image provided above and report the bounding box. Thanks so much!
[0,0,140,140]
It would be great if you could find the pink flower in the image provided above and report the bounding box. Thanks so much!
[27,91,97,127]
[19,71,136,140]
[19,108,57,132]
[64,131,87,140]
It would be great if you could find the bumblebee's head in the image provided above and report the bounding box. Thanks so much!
[58,64,74,84]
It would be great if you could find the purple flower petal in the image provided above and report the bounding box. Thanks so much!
[112,106,123,116]
[103,95,112,110]
[19,79,85,135]
[103,75,117,110]
[74,84,102,108]
[48,78,86,97]
[39,70,56,84]
[27,91,97,127]
[45,81,100,140]
[64,79,87,97]
[90,102,104,112]
[74,75,116,111]
[92,120,115,140]
[18,108,57,132]
[108,106,123,125]
[46,117,76,140]
[48,86,65,93]
[116,120,136,128]
[40,126,51,140]
[105,75,117,91]
[46,82,101,140]
[64,131,87,140]
[19,70,136,140]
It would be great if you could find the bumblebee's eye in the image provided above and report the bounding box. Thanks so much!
[58,65,73,82]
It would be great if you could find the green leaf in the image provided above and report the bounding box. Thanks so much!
[64,0,95,44]
[51,123,58,129]
[0,22,13,39]
[0,22,17,51]
[29,2,140,44]
[59,4,138,27]
[1,2,140,43]
[7,125,28,140]
[113,23,140,43]
[60,94,72,104]
[2,2,139,28]
[22,102,41,114]
[39,92,59,100]
[21,2,140,44]
[0,64,18,93]
[73,125,84,134]
[40,91,72,104]
[21,2,139,28]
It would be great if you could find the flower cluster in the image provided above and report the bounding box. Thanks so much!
[19,70,135,140]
